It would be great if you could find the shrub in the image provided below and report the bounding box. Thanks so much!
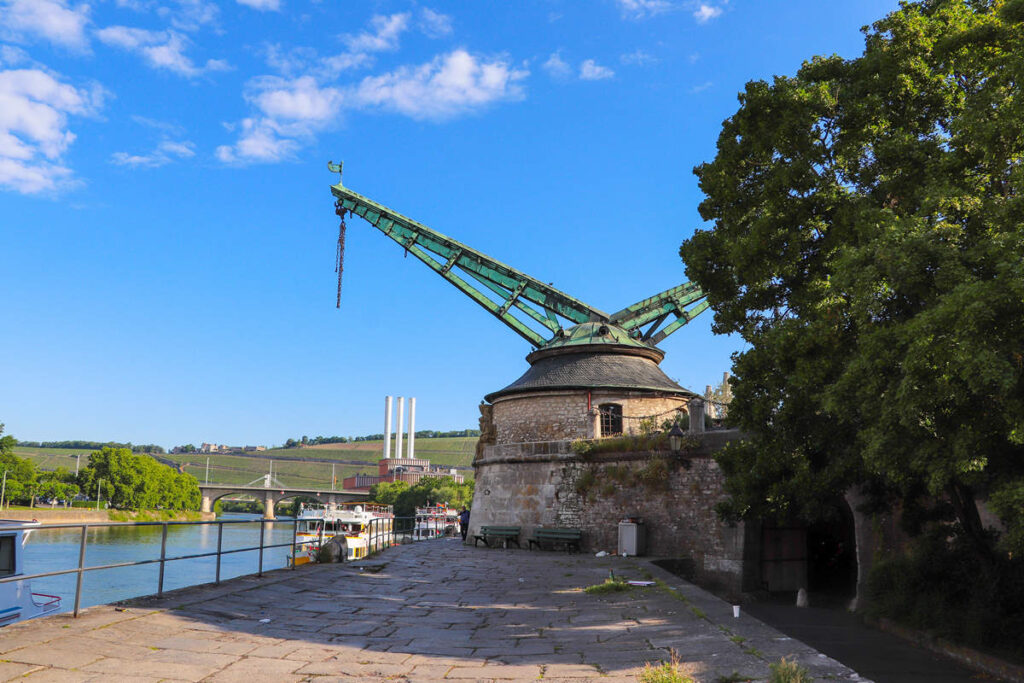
[638,457,671,490]
[638,650,692,683]
[865,529,1024,659]
[767,658,811,683]
[584,577,631,594]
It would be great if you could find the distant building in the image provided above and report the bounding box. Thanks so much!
[342,457,464,492]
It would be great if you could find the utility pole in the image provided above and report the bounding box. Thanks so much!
[96,479,102,510]
[331,463,335,491]
[0,470,7,511]
[205,457,210,484]
[74,454,81,476]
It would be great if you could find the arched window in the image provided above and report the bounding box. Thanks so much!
[599,403,623,437]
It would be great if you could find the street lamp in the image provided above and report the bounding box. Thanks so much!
[668,424,686,453]
[668,424,692,470]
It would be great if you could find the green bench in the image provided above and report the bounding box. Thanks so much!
[528,527,583,553]
[473,525,521,549]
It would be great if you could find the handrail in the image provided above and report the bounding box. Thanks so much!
[0,518,299,617]
[2,513,453,620]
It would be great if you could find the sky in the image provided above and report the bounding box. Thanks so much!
[0,0,901,449]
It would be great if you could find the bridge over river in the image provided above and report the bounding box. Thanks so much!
[198,483,367,519]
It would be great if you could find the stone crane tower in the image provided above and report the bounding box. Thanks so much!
[328,163,749,576]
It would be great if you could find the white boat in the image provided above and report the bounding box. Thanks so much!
[413,504,460,540]
[290,503,393,566]
[0,520,61,626]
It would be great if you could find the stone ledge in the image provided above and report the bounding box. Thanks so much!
[869,615,1024,683]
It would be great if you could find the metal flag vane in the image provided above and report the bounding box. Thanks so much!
[327,161,708,349]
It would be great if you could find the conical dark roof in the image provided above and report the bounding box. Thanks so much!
[484,346,695,402]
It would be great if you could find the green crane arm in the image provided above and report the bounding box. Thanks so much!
[329,166,609,348]
[610,283,710,346]
[328,162,707,349]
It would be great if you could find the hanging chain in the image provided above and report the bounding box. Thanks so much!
[335,202,348,308]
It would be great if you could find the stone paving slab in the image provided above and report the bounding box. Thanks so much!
[0,538,869,682]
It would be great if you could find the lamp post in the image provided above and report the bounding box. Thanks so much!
[668,424,685,452]
[668,424,691,470]
[0,469,7,511]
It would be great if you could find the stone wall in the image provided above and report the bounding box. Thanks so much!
[491,390,690,444]
[468,431,748,594]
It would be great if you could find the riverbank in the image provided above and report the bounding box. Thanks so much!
[0,541,863,682]
[1,508,215,523]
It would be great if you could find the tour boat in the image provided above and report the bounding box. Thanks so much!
[413,504,460,540]
[290,503,393,566]
[0,520,61,626]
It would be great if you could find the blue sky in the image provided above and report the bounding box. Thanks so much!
[0,0,900,448]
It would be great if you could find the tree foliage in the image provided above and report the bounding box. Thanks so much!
[680,0,1024,556]
[80,447,200,510]
[0,423,37,505]
[369,476,474,517]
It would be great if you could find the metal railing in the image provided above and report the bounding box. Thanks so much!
[0,518,299,617]
[3,514,460,619]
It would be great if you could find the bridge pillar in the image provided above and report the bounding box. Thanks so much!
[201,494,213,514]
[263,491,276,520]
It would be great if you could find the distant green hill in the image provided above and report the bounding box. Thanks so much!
[14,436,477,490]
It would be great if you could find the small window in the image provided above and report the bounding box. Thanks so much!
[599,403,623,437]
[0,536,15,577]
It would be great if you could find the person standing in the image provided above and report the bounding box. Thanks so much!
[458,507,470,542]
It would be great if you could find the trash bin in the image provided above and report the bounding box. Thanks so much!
[618,518,646,556]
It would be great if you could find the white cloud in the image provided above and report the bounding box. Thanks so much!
[216,117,298,164]
[542,51,571,80]
[343,13,409,54]
[319,51,372,78]
[111,139,195,167]
[0,45,31,66]
[215,76,344,164]
[689,80,712,93]
[0,0,91,51]
[0,67,103,193]
[620,49,656,66]
[237,0,280,10]
[419,8,452,38]
[353,49,527,121]
[579,59,614,81]
[248,75,344,125]
[693,4,722,23]
[96,26,230,77]
[219,49,528,164]
[131,115,186,135]
[616,0,673,19]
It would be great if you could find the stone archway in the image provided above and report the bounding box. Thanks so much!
[758,497,858,605]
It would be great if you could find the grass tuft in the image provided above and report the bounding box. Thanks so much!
[584,577,632,595]
[637,650,693,683]
[768,658,812,683]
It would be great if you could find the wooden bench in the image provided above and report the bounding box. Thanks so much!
[473,525,521,549]
[528,527,583,553]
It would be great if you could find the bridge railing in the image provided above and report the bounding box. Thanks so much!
[0,518,299,617]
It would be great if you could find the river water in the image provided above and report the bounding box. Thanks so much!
[21,513,295,614]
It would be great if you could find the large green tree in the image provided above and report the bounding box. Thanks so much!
[81,447,200,510]
[681,0,1024,557]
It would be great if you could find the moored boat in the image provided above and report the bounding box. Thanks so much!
[289,503,393,566]
[413,504,459,540]
[0,520,61,626]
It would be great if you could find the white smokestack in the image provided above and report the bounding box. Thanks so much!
[383,396,393,460]
[408,397,416,459]
[396,396,405,461]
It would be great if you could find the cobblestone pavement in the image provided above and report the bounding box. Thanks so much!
[0,539,868,682]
